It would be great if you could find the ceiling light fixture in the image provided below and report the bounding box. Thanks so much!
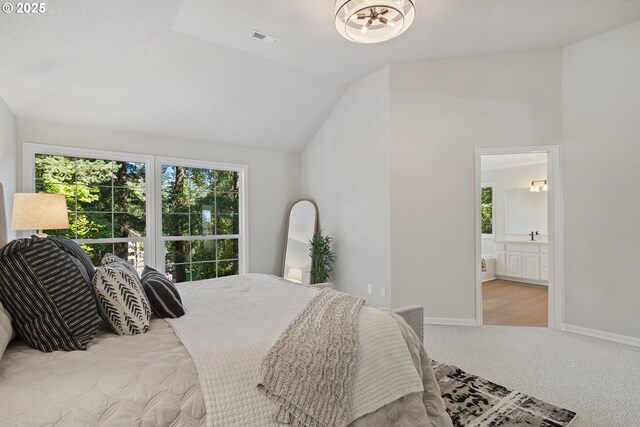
[335,0,415,44]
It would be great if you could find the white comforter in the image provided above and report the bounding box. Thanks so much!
[167,274,424,427]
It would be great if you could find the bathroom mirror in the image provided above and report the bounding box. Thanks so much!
[282,200,318,285]
[504,189,548,235]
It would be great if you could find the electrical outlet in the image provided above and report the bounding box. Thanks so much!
[367,284,373,295]
[380,287,386,297]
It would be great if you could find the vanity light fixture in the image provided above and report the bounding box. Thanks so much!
[335,0,416,44]
[529,180,548,193]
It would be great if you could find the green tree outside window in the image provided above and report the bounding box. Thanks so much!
[35,154,146,267]
[162,165,240,283]
[481,186,493,235]
[35,154,243,282]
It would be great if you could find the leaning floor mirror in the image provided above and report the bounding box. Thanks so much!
[282,200,318,285]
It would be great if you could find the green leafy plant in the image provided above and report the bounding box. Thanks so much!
[309,232,335,284]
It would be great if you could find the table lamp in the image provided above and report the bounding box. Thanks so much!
[11,193,70,237]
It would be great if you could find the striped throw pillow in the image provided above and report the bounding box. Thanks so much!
[93,265,151,335]
[49,236,96,280]
[141,266,185,318]
[0,238,100,352]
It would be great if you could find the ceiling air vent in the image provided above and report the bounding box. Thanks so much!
[250,30,279,45]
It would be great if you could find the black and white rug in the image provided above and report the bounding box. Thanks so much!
[432,361,577,427]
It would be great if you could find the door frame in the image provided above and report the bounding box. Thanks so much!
[474,145,564,329]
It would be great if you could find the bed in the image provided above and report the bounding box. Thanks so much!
[0,275,450,426]
[0,183,451,426]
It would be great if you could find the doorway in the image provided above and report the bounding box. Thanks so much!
[475,146,563,329]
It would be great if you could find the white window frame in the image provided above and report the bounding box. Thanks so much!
[480,181,495,239]
[155,156,248,276]
[23,144,249,277]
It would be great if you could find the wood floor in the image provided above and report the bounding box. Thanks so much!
[482,279,548,327]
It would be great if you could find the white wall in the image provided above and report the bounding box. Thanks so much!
[389,51,562,319]
[562,21,640,338]
[17,118,301,275]
[301,67,391,307]
[482,162,548,247]
[0,97,17,244]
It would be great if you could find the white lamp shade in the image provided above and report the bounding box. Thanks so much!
[11,193,70,231]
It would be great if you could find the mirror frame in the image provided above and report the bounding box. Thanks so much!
[281,199,319,280]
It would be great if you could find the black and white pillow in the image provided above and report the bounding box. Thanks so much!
[101,253,140,279]
[0,238,100,352]
[93,265,151,335]
[49,235,96,280]
[141,266,185,318]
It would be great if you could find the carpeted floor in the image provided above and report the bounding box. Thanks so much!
[424,325,640,427]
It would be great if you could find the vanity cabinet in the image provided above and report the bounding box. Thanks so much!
[506,252,523,277]
[494,241,547,284]
[522,253,540,280]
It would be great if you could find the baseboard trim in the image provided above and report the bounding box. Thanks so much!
[425,317,478,326]
[562,323,640,348]
[481,276,496,283]
[495,275,548,286]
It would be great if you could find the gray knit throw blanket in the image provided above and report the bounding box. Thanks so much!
[257,288,365,427]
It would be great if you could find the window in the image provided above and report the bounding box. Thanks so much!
[160,161,242,283]
[481,183,494,237]
[34,153,148,269]
[25,144,247,281]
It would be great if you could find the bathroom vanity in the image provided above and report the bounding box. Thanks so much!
[494,240,548,284]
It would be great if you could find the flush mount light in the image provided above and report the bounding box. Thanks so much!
[335,0,415,44]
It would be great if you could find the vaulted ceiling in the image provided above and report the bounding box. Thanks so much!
[2,0,640,153]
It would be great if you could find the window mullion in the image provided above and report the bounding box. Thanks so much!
[214,174,218,277]
[188,172,192,278]
[111,160,115,241]
[74,157,79,240]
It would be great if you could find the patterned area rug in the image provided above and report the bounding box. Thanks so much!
[432,361,577,427]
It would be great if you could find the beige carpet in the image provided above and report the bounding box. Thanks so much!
[424,325,640,427]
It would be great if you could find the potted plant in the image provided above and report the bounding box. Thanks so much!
[309,232,335,285]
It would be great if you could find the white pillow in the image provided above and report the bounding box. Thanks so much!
[0,301,14,360]
[93,266,151,336]
[101,253,140,279]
